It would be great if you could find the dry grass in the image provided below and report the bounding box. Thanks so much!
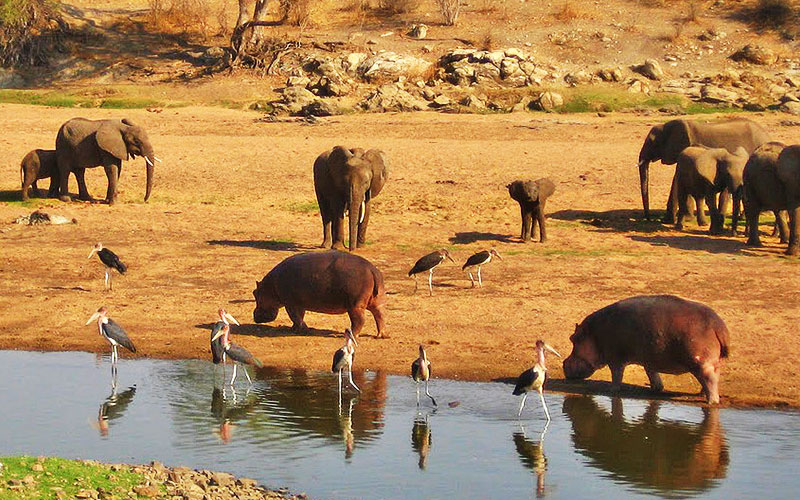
[480,29,497,51]
[279,0,319,28]
[147,0,213,38]
[686,0,703,23]
[553,1,583,22]
[436,0,461,25]
[377,0,420,15]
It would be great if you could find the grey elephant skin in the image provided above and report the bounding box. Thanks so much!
[638,119,770,221]
[55,118,156,204]
[674,146,748,234]
[563,295,730,404]
[253,251,387,338]
[507,178,555,242]
[313,146,388,251]
[739,142,791,248]
[20,149,59,200]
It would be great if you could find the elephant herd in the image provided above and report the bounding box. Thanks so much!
[637,118,800,255]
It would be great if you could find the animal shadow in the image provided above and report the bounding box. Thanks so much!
[449,232,516,244]
[549,209,669,234]
[549,378,698,403]
[207,240,315,251]
[629,233,746,254]
[195,322,339,338]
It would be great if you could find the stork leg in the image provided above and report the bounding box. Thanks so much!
[425,380,437,406]
[112,345,118,365]
[518,393,528,417]
[348,365,361,392]
[416,383,420,406]
[338,369,343,396]
[104,269,110,290]
[230,364,238,385]
[468,271,475,287]
[244,365,253,385]
[413,274,418,293]
[428,269,434,296]
[539,389,551,422]
[477,266,483,287]
[109,270,113,291]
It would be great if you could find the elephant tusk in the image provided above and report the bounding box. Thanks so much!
[359,200,365,224]
[145,157,154,167]
[154,156,162,163]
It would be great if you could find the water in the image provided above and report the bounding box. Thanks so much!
[1,351,799,499]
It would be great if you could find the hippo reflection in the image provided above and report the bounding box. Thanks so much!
[563,396,728,494]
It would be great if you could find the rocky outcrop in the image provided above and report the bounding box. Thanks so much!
[438,48,551,87]
[633,59,664,81]
[359,84,429,112]
[730,44,778,65]
[357,52,431,81]
[530,91,564,111]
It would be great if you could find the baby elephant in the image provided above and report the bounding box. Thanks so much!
[563,295,730,404]
[674,146,749,234]
[507,178,556,242]
[20,149,59,201]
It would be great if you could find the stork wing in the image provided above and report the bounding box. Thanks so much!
[103,319,136,353]
[512,368,538,395]
[462,250,490,270]
[210,322,226,364]
[226,343,262,367]
[411,359,421,381]
[99,248,127,274]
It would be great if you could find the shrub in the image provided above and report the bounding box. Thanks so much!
[436,0,460,25]
[378,0,420,14]
[754,0,795,27]
[0,0,65,67]
[147,0,212,38]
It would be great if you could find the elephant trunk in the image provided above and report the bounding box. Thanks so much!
[639,160,650,220]
[349,188,365,251]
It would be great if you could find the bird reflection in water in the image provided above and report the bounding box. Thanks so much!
[563,395,728,495]
[411,411,434,470]
[512,422,549,497]
[337,397,356,460]
[93,380,137,438]
[210,386,257,444]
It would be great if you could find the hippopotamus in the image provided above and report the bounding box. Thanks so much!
[563,295,730,404]
[253,250,387,338]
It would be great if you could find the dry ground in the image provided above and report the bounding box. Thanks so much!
[1,105,799,408]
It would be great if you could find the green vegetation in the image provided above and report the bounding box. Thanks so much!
[0,90,184,109]
[285,199,318,213]
[0,456,147,500]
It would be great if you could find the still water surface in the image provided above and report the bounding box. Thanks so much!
[0,351,798,499]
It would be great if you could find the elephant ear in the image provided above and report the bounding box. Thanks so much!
[96,121,128,161]
[660,120,692,165]
[329,145,353,165]
[364,149,388,197]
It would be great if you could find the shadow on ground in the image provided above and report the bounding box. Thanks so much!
[549,209,669,234]
[207,240,315,251]
[195,322,340,338]
[449,232,515,244]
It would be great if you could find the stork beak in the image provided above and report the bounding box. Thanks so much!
[346,329,358,347]
[224,312,240,326]
[446,252,455,263]
[88,248,97,259]
[494,252,503,261]
[211,330,225,342]
[544,343,561,358]
[86,312,101,325]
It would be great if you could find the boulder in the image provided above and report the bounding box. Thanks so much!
[781,101,800,115]
[300,100,339,117]
[564,70,591,86]
[730,44,778,65]
[633,59,664,80]
[408,24,428,39]
[461,94,486,109]
[430,95,452,108]
[700,85,740,104]
[597,67,623,82]
[343,53,368,73]
[359,84,428,112]
[357,52,432,81]
[278,86,318,114]
[628,79,651,94]
[530,91,564,111]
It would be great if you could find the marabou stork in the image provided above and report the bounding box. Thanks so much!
[513,340,561,421]
[88,243,127,290]
[462,248,502,287]
[411,345,437,406]
[86,306,137,365]
[408,249,455,296]
[332,328,360,395]
[210,309,262,386]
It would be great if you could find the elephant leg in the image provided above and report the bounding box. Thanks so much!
[675,189,691,231]
[520,205,532,242]
[530,213,539,242]
[717,189,730,217]
[609,364,625,392]
[785,206,800,256]
[75,168,92,201]
[745,206,763,247]
[357,200,370,248]
[368,303,387,339]
[31,180,42,198]
[332,201,346,250]
[536,202,547,243]
[57,160,72,202]
[103,163,119,204]
[319,199,333,249]
[645,368,664,393]
[662,171,679,224]
[286,307,308,332]
[695,195,708,226]
[21,174,35,201]
[776,211,789,244]
[707,192,724,235]
[348,308,366,338]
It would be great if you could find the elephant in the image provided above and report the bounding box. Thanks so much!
[313,146,388,251]
[20,149,59,200]
[637,119,770,221]
[563,295,730,404]
[738,142,792,249]
[673,146,748,234]
[55,118,157,205]
[507,178,556,242]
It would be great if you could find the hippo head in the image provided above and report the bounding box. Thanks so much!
[252,279,279,323]
[563,322,604,379]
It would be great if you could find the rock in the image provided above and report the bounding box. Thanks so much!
[22,475,36,485]
[209,472,235,487]
[700,85,740,104]
[75,489,97,499]
[408,24,428,39]
[564,70,590,86]
[286,75,311,87]
[530,91,564,111]
[357,52,432,81]
[473,62,502,83]
[597,67,623,82]
[781,93,800,103]
[781,101,800,115]
[343,53,368,73]
[504,48,526,60]
[277,86,318,114]
[31,463,44,472]
[627,80,651,94]
[0,68,25,88]
[461,94,486,109]
[359,84,428,112]
[633,59,664,80]
[132,484,160,497]
[730,44,777,65]
[201,46,226,63]
[300,100,339,117]
[430,95,451,108]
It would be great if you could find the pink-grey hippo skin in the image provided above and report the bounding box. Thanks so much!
[563,295,730,404]
[253,250,387,338]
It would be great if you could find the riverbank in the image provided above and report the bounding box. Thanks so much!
[2,106,800,410]
[0,456,305,500]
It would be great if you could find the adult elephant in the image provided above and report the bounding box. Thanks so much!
[313,146,388,251]
[55,118,157,204]
[637,119,770,221]
[738,142,790,249]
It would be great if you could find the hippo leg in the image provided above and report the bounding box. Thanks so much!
[286,307,308,332]
[348,308,366,338]
[645,368,664,393]
[368,303,387,339]
[694,362,721,404]
[609,364,625,392]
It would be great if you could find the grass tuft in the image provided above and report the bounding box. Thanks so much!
[285,200,319,213]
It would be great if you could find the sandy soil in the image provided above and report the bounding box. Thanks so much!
[1,105,799,409]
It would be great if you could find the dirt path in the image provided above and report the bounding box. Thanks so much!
[1,105,799,409]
